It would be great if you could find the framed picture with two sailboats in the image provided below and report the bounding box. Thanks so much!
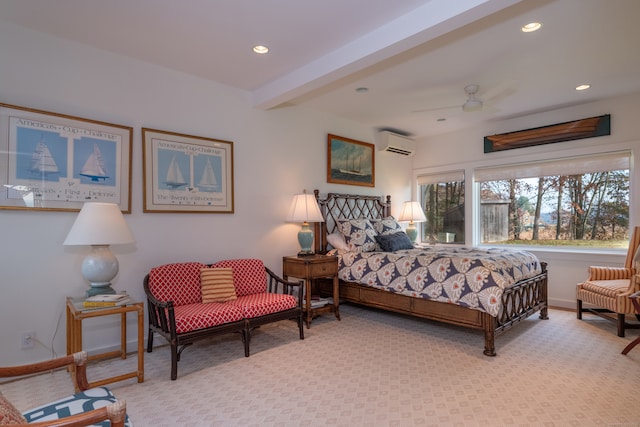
[327,134,375,187]
[0,103,132,212]
[142,128,234,213]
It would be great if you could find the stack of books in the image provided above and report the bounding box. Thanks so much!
[307,297,330,309]
[82,294,131,308]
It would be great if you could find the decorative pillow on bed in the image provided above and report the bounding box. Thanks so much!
[370,216,404,235]
[327,232,349,251]
[374,231,414,252]
[200,268,237,303]
[337,218,378,253]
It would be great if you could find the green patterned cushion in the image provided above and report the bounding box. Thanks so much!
[22,386,133,427]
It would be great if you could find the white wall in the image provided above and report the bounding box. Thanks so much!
[412,92,640,309]
[0,22,412,364]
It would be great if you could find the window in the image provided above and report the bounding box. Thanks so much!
[418,171,465,244]
[474,152,630,248]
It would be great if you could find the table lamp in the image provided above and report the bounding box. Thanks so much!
[64,202,135,296]
[398,201,426,243]
[286,190,324,256]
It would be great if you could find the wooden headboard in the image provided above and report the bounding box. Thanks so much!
[313,189,391,254]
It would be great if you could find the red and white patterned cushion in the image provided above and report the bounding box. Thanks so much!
[210,259,267,296]
[172,303,244,334]
[148,262,206,306]
[0,393,28,424]
[229,293,297,318]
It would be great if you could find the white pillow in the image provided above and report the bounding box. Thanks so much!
[327,232,349,251]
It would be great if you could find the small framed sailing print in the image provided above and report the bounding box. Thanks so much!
[0,103,132,212]
[327,134,375,187]
[142,128,234,213]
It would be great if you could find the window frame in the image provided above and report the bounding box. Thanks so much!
[473,150,631,249]
[412,142,636,255]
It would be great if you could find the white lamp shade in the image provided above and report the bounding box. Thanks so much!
[64,202,135,246]
[397,201,426,223]
[286,192,324,223]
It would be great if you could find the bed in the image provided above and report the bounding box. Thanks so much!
[312,190,548,356]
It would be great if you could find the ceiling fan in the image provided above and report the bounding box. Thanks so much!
[460,84,483,112]
[413,84,507,114]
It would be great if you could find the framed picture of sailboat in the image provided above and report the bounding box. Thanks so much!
[0,103,132,212]
[142,128,234,213]
[327,134,375,187]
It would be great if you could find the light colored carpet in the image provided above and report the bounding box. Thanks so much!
[3,304,639,427]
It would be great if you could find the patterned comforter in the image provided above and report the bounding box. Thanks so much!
[334,246,542,317]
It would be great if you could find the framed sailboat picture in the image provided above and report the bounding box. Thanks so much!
[0,103,132,212]
[327,134,375,187]
[142,128,234,213]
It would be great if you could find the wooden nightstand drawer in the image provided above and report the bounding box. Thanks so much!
[307,259,338,277]
[282,255,337,279]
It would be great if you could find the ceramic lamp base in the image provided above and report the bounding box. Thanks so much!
[297,222,315,256]
[86,285,116,297]
[405,224,418,243]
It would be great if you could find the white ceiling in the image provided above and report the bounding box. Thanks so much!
[1,0,639,139]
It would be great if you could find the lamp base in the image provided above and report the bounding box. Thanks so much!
[405,224,418,243]
[297,250,316,257]
[297,222,316,257]
[81,245,119,297]
[86,285,116,297]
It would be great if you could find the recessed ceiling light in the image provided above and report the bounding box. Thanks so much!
[252,45,269,54]
[575,84,591,91]
[521,22,542,33]
[355,87,368,93]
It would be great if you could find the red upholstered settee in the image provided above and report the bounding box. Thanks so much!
[144,259,304,380]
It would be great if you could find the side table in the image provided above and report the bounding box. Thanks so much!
[66,297,144,390]
[622,291,640,355]
[283,254,340,328]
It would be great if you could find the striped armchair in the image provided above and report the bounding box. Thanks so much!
[576,226,640,336]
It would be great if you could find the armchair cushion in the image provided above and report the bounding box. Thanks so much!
[0,393,27,424]
[22,387,132,427]
[200,268,237,303]
[580,279,632,298]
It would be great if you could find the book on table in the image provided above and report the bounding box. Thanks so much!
[82,294,131,308]
[306,297,330,309]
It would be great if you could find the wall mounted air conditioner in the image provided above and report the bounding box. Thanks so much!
[377,131,415,156]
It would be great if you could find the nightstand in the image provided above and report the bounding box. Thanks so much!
[283,254,340,328]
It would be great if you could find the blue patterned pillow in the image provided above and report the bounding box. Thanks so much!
[375,232,414,252]
[370,216,404,236]
[337,218,378,253]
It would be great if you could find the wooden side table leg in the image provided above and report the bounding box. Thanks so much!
[333,275,340,321]
[623,294,640,354]
[305,279,312,329]
[137,304,144,382]
[120,312,127,359]
[622,336,640,355]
